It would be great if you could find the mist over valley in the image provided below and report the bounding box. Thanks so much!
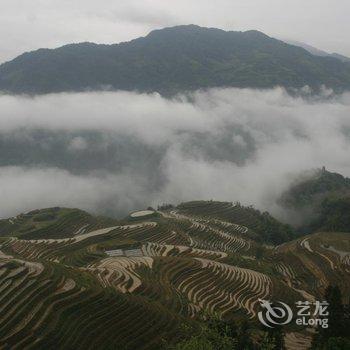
[1,87,350,223]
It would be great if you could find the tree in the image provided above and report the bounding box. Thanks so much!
[259,334,278,350]
[236,320,254,350]
[312,285,350,349]
[324,285,345,339]
[166,317,237,350]
[323,337,350,350]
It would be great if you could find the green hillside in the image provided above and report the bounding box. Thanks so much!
[0,201,349,349]
[1,25,350,95]
[280,168,350,209]
[0,207,118,239]
[280,168,350,233]
[312,196,350,233]
[178,200,296,244]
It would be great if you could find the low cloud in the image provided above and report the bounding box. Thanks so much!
[1,88,350,221]
[0,166,150,219]
[67,136,88,151]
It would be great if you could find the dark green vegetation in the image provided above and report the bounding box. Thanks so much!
[0,207,118,239]
[166,317,239,350]
[280,168,350,233]
[311,286,350,349]
[167,317,284,350]
[178,201,295,244]
[0,201,349,349]
[1,25,350,95]
[314,197,350,232]
[280,168,350,209]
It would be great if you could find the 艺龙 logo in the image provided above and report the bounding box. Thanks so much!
[258,299,293,328]
[258,299,329,328]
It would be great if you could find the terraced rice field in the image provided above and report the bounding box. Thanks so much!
[0,202,349,349]
[130,210,155,218]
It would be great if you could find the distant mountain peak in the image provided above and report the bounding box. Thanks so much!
[283,39,350,63]
[1,25,350,95]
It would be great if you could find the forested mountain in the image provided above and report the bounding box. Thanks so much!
[280,168,350,232]
[1,25,350,95]
[280,168,350,209]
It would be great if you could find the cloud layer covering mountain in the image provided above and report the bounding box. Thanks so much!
[1,87,350,220]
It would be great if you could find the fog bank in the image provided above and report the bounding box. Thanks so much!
[1,88,350,220]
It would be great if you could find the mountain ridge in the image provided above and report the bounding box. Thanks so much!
[283,39,350,63]
[1,24,350,95]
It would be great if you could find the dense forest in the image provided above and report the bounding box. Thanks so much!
[1,25,350,95]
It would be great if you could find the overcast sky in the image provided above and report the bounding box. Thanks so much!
[1,0,349,63]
